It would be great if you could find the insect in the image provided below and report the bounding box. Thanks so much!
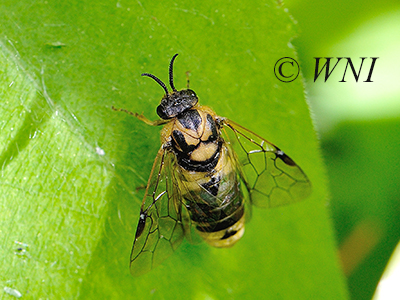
[113,54,311,276]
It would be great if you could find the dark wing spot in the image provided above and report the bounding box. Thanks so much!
[135,212,147,239]
[276,150,296,166]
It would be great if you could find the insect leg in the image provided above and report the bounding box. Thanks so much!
[112,106,168,126]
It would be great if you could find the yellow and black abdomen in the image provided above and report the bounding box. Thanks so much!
[171,107,245,247]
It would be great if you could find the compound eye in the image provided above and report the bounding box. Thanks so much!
[182,90,198,107]
[156,104,170,119]
[186,89,197,98]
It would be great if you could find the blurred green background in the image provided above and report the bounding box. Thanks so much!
[285,0,400,299]
[0,0,399,299]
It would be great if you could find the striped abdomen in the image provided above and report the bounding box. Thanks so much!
[170,108,245,247]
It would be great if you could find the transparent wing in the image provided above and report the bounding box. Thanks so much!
[221,118,312,209]
[130,146,186,276]
[224,141,253,223]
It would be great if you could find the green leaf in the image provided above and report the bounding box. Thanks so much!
[0,1,347,299]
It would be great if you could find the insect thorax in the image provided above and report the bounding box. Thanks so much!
[171,108,220,172]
